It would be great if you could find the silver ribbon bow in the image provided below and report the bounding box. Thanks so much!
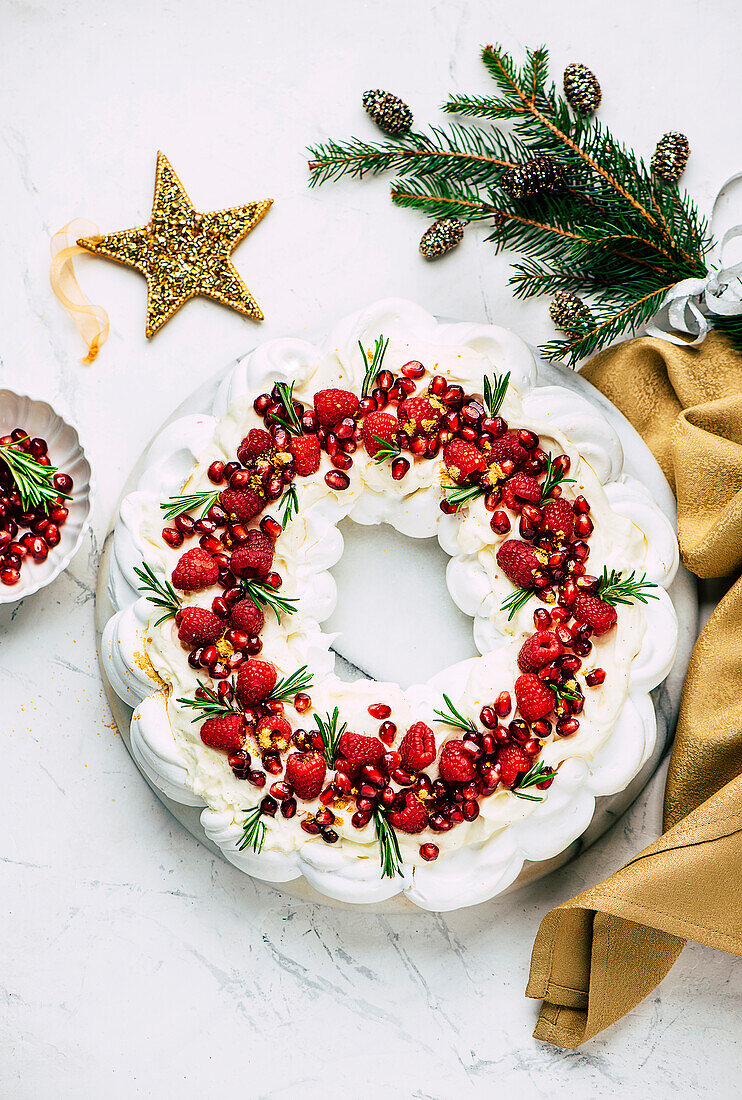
[645,175,742,346]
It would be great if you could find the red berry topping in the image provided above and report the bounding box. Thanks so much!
[496,539,542,588]
[420,842,439,861]
[336,731,384,775]
[486,429,529,468]
[397,394,442,438]
[502,472,541,510]
[361,411,398,459]
[200,714,245,753]
[219,488,265,523]
[256,715,292,752]
[573,593,617,636]
[497,743,532,788]
[236,659,277,705]
[313,388,359,427]
[399,722,436,772]
[439,740,476,783]
[514,673,556,722]
[389,792,429,834]
[240,428,273,459]
[176,606,223,647]
[443,439,485,485]
[230,597,265,635]
[541,498,575,541]
[230,529,274,578]
[285,751,327,800]
[289,434,321,476]
[172,547,220,591]
[517,631,564,673]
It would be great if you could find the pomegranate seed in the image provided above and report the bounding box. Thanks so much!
[356,797,375,812]
[442,384,464,406]
[319,786,336,806]
[439,498,457,515]
[379,721,397,745]
[490,511,511,535]
[523,739,541,756]
[462,402,484,425]
[459,426,478,443]
[53,472,73,493]
[265,572,282,589]
[208,460,225,484]
[531,719,551,737]
[382,751,402,771]
[429,813,452,832]
[401,361,425,380]
[419,843,439,862]
[301,817,321,835]
[162,527,184,548]
[369,703,391,720]
[586,668,606,687]
[557,718,580,737]
[553,454,571,477]
[560,655,582,674]
[509,719,530,743]
[484,489,501,511]
[391,457,410,480]
[248,770,267,788]
[293,692,311,713]
[352,810,372,829]
[391,768,413,786]
[430,375,447,395]
[331,452,353,471]
[479,706,497,729]
[246,636,263,655]
[194,518,217,536]
[495,691,512,718]
[534,608,552,630]
[410,436,427,456]
[462,799,479,822]
[573,495,590,514]
[281,798,297,819]
[0,567,20,585]
[322,829,339,844]
[259,516,282,540]
[325,470,350,491]
[26,537,48,561]
[574,514,594,538]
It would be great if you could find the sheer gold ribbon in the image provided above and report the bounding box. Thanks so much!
[526,332,742,1046]
[50,219,109,364]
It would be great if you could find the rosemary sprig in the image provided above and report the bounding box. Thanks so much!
[176,679,241,722]
[483,370,510,416]
[500,586,535,621]
[268,665,313,704]
[240,578,298,623]
[359,334,390,398]
[597,567,659,607]
[160,489,220,521]
[134,562,181,625]
[540,453,576,502]
[512,760,555,802]
[374,809,403,879]
[238,805,267,853]
[277,483,299,526]
[371,435,401,464]
[272,381,303,435]
[444,482,487,513]
[314,706,347,768]
[549,680,581,704]
[434,693,478,734]
[0,437,71,513]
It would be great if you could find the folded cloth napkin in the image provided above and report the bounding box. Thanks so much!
[526,332,742,1047]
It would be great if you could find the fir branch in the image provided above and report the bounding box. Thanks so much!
[500,587,535,621]
[268,665,313,704]
[444,482,487,513]
[359,334,390,398]
[176,679,241,722]
[0,437,71,513]
[540,452,576,501]
[434,693,478,734]
[160,490,220,521]
[597,567,659,607]
[483,370,510,416]
[134,562,180,626]
[314,707,347,768]
[512,760,554,801]
[238,805,267,853]
[277,483,299,526]
[374,809,404,879]
[240,578,298,623]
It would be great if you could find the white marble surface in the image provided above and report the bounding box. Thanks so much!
[1,0,740,1095]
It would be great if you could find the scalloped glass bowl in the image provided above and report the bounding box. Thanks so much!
[0,390,93,603]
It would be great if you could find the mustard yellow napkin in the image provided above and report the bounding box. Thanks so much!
[526,333,742,1047]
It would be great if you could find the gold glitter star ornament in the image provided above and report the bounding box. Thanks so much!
[78,152,272,337]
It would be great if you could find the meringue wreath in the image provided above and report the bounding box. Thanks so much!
[102,299,679,910]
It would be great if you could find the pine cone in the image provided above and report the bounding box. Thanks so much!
[419,218,464,260]
[563,63,602,115]
[651,132,691,183]
[501,157,564,200]
[549,291,591,332]
[362,89,413,136]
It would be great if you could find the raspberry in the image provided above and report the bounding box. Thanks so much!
[236,659,277,706]
[285,750,327,800]
[219,488,265,523]
[171,548,219,591]
[514,673,556,722]
[336,731,384,775]
[199,714,245,753]
[573,593,617,636]
[485,429,529,468]
[389,792,429,834]
[397,394,442,437]
[361,411,399,459]
[541,498,575,541]
[517,631,564,673]
[230,598,265,635]
[496,539,542,588]
[497,743,532,788]
[502,473,541,510]
[230,529,274,578]
[256,715,292,752]
[289,434,321,476]
[399,722,436,772]
[439,739,476,783]
[239,428,273,459]
[313,389,359,427]
[175,606,223,647]
[443,439,485,485]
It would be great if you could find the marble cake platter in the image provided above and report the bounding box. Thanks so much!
[95,345,698,912]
